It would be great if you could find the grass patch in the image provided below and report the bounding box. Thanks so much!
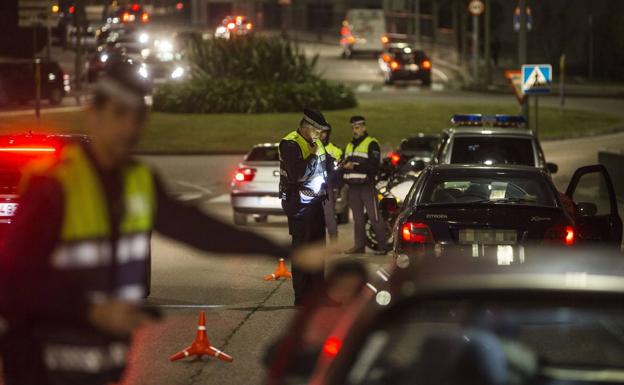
[1,100,622,153]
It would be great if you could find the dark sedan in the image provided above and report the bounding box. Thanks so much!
[378,43,431,86]
[393,164,621,257]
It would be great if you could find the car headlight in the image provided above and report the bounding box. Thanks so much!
[138,32,149,44]
[157,40,173,53]
[141,48,150,59]
[216,26,227,34]
[171,66,184,79]
[138,65,149,79]
[100,54,109,63]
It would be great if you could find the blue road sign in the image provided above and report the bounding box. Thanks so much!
[522,64,552,95]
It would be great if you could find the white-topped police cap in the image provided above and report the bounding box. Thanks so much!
[95,61,152,108]
[302,108,330,131]
[350,115,366,126]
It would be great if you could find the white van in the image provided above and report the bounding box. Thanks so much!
[340,9,388,58]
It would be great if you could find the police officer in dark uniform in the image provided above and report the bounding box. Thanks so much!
[279,109,329,305]
[0,62,299,385]
[342,115,387,254]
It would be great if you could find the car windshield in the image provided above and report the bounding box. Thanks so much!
[420,174,557,207]
[246,146,279,162]
[450,136,535,166]
[400,137,438,153]
[345,300,624,385]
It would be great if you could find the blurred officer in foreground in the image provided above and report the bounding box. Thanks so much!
[279,109,330,305]
[319,124,343,240]
[342,115,387,254]
[0,62,322,385]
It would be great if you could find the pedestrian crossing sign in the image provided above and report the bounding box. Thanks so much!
[521,64,552,95]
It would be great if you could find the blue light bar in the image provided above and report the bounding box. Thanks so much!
[494,115,527,127]
[451,114,483,126]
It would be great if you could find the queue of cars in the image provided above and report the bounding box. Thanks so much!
[261,112,623,384]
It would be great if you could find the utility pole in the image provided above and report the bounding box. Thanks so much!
[414,0,421,47]
[460,3,467,65]
[432,0,439,53]
[484,0,491,85]
[452,0,460,64]
[472,11,479,84]
[588,13,594,79]
[518,0,529,123]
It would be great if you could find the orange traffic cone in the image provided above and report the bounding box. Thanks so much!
[264,258,292,281]
[169,311,233,363]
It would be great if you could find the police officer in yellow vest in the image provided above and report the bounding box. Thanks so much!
[0,62,298,385]
[279,109,329,305]
[342,115,387,254]
[320,124,343,240]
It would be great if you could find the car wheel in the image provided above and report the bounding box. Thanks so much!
[253,215,268,223]
[233,211,247,225]
[421,76,432,87]
[337,208,350,224]
[49,88,63,105]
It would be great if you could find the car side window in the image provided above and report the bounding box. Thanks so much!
[432,133,449,164]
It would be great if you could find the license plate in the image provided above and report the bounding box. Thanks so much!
[459,229,517,245]
[0,203,18,217]
[408,64,419,71]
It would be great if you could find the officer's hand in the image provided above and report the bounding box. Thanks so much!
[292,239,350,272]
[343,162,355,170]
[88,301,157,338]
[310,142,319,154]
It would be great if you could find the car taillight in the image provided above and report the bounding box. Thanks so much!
[402,222,434,244]
[381,35,389,44]
[141,13,149,22]
[545,225,575,246]
[0,146,56,154]
[390,61,400,71]
[234,167,256,182]
[122,12,130,22]
[246,22,253,30]
[388,151,400,166]
[382,54,391,63]
[421,60,432,70]
[322,336,342,357]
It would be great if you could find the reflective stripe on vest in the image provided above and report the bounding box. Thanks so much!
[343,136,379,184]
[20,144,156,376]
[279,131,328,203]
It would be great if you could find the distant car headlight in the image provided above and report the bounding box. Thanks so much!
[138,32,149,44]
[158,40,173,53]
[100,54,109,63]
[171,66,184,79]
[138,64,149,79]
[141,48,150,58]
[216,26,227,35]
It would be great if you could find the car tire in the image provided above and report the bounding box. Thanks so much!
[337,208,350,224]
[421,76,432,87]
[49,88,63,105]
[233,211,247,225]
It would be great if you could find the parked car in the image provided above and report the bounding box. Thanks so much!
[230,143,349,225]
[306,247,624,385]
[431,114,559,174]
[0,59,70,106]
[378,43,432,86]
[393,164,622,258]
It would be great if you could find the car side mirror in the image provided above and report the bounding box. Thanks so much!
[577,202,598,216]
[409,159,426,171]
[547,162,558,174]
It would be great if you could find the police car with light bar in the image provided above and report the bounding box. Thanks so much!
[430,114,559,174]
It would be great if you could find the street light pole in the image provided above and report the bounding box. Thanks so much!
[518,0,529,123]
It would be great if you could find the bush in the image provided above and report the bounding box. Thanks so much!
[153,36,357,113]
[153,77,356,113]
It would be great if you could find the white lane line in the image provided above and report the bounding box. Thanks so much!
[175,180,213,195]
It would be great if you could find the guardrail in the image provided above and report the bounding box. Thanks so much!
[599,150,624,201]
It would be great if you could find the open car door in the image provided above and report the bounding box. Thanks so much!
[565,165,622,247]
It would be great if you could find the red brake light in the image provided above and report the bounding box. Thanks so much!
[388,151,401,166]
[69,5,75,13]
[390,61,400,71]
[227,22,236,29]
[0,146,56,153]
[545,225,575,246]
[421,60,432,70]
[322,336,342,357]
[176,2,184,10]
[402,222,434,244]
[234,167,256,182]
[131,3,140,11]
